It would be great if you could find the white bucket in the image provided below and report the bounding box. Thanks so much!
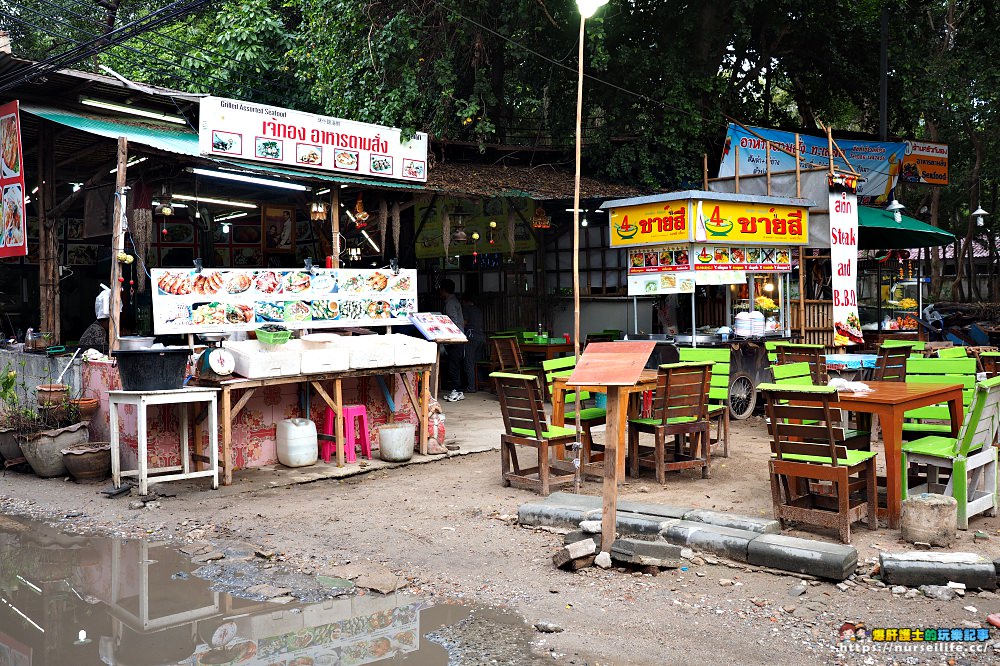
[378,422,415,462]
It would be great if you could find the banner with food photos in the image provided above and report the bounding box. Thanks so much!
[151,268,417,334]
[0,101,27,259]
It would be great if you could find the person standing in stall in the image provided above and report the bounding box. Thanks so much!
[461,293,486,394]
[439,279,465,402]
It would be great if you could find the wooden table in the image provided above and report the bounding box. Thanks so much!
[196,364,432,485]
[521,341,575,361]
[835,381,964,529]
[110,387,219,496]
[551,369,659,482]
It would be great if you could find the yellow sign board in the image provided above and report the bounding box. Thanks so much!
[695,200,808,245]
[609,201,690,247]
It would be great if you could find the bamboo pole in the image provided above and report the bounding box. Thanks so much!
[734,145,740,193]
[765,143,772,195]
[108,136,128,352]
[825,125,835,176]
[572,13,586,493]
[795,133,802,197]
[799,248,806,340]
[702,153,709,190]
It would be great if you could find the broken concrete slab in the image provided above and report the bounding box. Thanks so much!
[880,552,997,590]
[355,565,404,594]
[245,583,293,598]
[681,509,780,535]
[553,539,598,570]
[320,563,368,581]
[564,530,602,551]
[609,538,682,568]
[747,534,858,581]
[659,521,756,562]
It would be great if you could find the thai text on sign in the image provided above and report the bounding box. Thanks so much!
[695,200,808,245]
[610,202,689,247]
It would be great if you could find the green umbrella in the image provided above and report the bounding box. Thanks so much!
[857,206,956,249]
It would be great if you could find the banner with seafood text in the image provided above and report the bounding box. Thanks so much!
[151,268,417,334]
[0,101,27,258]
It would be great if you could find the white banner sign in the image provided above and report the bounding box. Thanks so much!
[151,268,417,334]
[829,191,862,345]
[199,96,429,182]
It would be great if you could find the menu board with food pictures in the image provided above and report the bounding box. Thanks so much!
[627,245,691,274]
[691,244,792,272]
[0,101,27,259]
[408,313,468,342]
[151,267,417,334]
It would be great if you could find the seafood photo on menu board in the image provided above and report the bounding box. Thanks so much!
[1,114,20,177]
[2,184,25,247]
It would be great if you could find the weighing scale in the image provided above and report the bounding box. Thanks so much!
[194,332,235,381]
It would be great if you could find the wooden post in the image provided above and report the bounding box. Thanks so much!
[799,248,807,340]
[37,122,59,343]
[702,153,709,190]
[733,145,740,193]
[765,143,772,195]
[332,191,341,261]
[601,385,624,554]
[108,136,128,352]
[794,133,802,197]
[826,126,835,176]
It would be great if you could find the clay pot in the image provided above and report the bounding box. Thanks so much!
[36,383,70,407]
[20,422,89,477]
[69,397,99,420]
[0,427,22,463]
[61,441,111,481]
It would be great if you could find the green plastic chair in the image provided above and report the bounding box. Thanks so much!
[902,357,978,438]
[542,356,606,477]
[936,346,969,359]
[678,347,730,457]
[901,375,1000,529]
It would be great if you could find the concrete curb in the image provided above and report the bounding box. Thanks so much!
[880,552,998,590]
[520,495,859,580]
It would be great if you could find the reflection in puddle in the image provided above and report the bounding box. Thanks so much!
[0,515,535,665]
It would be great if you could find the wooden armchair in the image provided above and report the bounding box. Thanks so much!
[776,343,828,384]
[758,383,879,544]
[490,336,545,390]
[627,362,713,484]
[873,344,913,381]
[492,372,576,495]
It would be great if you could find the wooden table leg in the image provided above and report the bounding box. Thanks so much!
[221,386,233,485]
[601,386,624,554]
[879,406,902,529]
[552,385,566,427]
[420,370,430,455]
[947,390,964,436]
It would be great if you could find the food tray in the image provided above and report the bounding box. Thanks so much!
[256,328,292,345]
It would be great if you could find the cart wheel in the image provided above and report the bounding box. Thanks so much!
[728,373,756,420]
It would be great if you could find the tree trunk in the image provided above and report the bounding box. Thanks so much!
[948,120,982,302]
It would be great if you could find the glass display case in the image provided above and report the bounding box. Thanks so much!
[729,273,791,336]
[858,257,921,333]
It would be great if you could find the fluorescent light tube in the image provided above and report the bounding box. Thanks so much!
[187,167,310,191]
[215,211,249,222]
[110,157,148,174]
[80,97,187,125]
[172,194,257,209]
[361,230,380,253]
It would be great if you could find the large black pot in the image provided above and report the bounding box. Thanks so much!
[112,348,190,391]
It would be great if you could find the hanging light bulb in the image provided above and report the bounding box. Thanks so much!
[221,222,231,234]
[581,215,589,227]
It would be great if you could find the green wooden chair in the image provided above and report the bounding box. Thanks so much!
[901,375,1000,529]
[542,356,606,478]
[882,339,926,352]
[490,336,546,392]
[491,372,576,495]
[776,343,828,384]
[770,362,871,450]
[936,346,969,359]
[764,340,791,363]
[902,357,978,438]
[627,362,713,484]
[678,347,730,457]
[758,383,879,544]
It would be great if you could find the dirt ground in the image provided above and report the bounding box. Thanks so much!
[2,393,1000,665]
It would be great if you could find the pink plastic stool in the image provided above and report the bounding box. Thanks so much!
[321,405,371,463]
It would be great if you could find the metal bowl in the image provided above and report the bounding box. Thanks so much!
[674,334,722,345]
[118,336,156,350]
[197,332,231,343]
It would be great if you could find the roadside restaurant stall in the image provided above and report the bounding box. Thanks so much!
[598,190,813,418]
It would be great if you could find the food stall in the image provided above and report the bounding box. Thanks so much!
[599,190,814,418]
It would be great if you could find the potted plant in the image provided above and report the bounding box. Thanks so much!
[0,365,21,465]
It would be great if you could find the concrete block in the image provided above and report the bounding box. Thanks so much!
[900,494,957,547]
[610,538,682,568]
[747,534,858,581]
[553,540,596,569]
[518,503,587,530]
[880,552,997,590]
[682,509,781,534]
[543,492,601,508]
[564,530,601,551]
[659,521,757,562]
[618,502,692,520]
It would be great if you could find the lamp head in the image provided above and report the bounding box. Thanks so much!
[576,0,609,18]
[973,206,989,227]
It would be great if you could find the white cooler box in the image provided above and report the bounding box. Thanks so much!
[224,340,301,378]
[337,335,395,369]
[285,339,350,374]
[388,334,437,365]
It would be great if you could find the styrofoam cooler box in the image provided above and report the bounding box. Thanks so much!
[388,334,437,365]
[337,335,395,369]
[224,340,301,378]
[285,339,350,374]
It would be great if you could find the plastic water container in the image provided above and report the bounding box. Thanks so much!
[276,418,318,467]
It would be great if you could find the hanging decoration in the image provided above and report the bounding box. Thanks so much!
[354,193,369,229]
[442,208,451,258]
[377,197,388,252]
[132,208,152,293]
[471,231,480,264]
[488,220,496,245]
[309,201,328,222]
[530,206,551,229]
[391,200,401,258]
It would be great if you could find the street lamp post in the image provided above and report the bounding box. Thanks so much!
[571,0,608,491]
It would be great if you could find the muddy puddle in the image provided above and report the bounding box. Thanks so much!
[0,514,545,665]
